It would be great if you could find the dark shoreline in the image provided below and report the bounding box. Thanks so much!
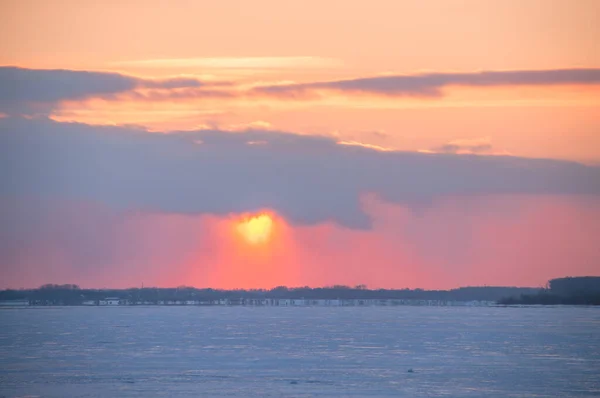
[1,285,537,306]
[498,276,600,305]
[2,276,598,306]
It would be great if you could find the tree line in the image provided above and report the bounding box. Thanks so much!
[498,277,600,305]
[0,284,540,305]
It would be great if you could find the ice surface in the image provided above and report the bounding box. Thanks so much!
[1,306,599,397]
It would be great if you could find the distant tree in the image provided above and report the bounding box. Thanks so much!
[499,277,600,305]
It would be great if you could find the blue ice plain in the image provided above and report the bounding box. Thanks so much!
[0,306,599,397]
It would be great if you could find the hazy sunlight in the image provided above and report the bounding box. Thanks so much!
[236,213,274,245]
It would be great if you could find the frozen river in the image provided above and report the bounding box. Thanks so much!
[1,306,599,397]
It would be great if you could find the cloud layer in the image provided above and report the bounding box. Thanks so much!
[253,68,600,98]
[3,67,600,117]
[1,117,598,229]
[0,67,205,115]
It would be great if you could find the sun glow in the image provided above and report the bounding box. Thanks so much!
[236,213,274,244]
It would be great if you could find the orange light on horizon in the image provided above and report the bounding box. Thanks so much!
[236,213,274,245]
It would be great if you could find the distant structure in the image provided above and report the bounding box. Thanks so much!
[99,297,121,306]
[0,299,29,307]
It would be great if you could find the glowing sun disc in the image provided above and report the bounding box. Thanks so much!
[237,214,273,244]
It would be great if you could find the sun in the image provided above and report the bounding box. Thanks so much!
[236,213,274,244]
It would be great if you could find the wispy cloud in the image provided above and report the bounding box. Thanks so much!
[4,67,600,121]
[337,140,395,152]
[252,68,600,98]
[0,67,220,115]
[422,137,511,156]
[113,56,342,70]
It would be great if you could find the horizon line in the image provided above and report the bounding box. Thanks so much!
[2,284,549,291]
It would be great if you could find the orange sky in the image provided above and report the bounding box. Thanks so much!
[1,0,599,289]
[2,0,599,162]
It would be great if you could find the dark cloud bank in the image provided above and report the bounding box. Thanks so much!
[1,117,598,229]
[0,66,205,115]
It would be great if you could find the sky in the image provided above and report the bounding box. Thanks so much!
[1,0,599,289]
